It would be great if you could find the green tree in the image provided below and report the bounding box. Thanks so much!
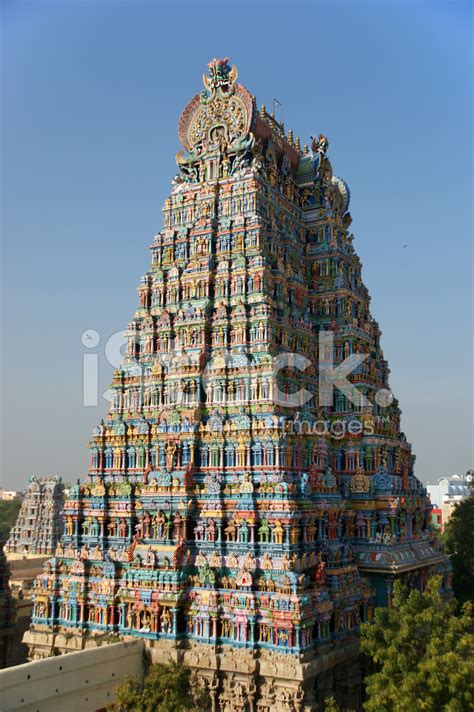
[360,576,474,712]
[0,499,22,541]
[108,661,210,712]
[444,493,474,604]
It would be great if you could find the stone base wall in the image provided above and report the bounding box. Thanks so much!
[23,626,123,659]
[1,639,144,712]
[181,642,361,712]
[24,627,362,711]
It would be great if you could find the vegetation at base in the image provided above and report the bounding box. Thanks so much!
[324,697,345,711]
[360,576,474,712]
[108,660,210,712]
[444,489,474,604]
[0,499,21,541]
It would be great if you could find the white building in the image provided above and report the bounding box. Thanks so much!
[427,474,470,508]
[0,489,19,501]
[427,473,472,528]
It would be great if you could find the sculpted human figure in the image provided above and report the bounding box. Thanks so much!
[156,511,165,539]
[118,518,127,538]
[160,607,171,633]
[194,520,205,541]
[207,518,216,542]
[258,518,270,543]
[173,511,182,539]
[262,552,272,570]
[238,519,249,543]
[273,520,284,545]
[315,559,326,587]
[165,441,177,469]
[225,519,236,542]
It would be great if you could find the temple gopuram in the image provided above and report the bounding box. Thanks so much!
[25,59,448,710]
[6,477,65,558]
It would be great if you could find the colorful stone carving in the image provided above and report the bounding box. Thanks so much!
[27,59,449,700]
[6,477,65,557]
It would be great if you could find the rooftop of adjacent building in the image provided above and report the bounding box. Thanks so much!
[8,556,49,592]
[427,472,472,507]
[428,472,472,486]
[0,490,21,501]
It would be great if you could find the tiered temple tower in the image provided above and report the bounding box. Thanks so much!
[25,59,448,710]
[6,477,65,558]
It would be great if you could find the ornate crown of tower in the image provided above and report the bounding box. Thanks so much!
[26,59,448,710]
[179,58,252,149]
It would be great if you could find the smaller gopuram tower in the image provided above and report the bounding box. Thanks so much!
[6,477,65,558]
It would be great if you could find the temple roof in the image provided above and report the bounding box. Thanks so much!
[178,58,300,170]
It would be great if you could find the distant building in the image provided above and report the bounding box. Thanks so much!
[5,477,65,558]
[430,507,443,532]
[427,473,472,530]
[0,490,20,501]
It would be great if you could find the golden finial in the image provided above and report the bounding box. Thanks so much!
[303,144,309,155]
[260,104,266,119]
[295,137,301,151]
[288,128,294,144]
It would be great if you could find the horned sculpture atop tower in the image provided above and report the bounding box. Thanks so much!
[311,133,329,155]
[176,58,254,182]
[202,57,238,101]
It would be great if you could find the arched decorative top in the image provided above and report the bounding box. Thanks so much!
[332,175,351,213]
[178,58,254,153]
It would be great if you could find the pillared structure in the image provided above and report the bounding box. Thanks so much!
[6,477,65,558]
[26,59,448,710]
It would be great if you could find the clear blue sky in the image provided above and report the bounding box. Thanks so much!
[1,0,472,490]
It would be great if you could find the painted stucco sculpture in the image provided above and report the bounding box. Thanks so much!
[26,59,448,710]
[6,477,65,558]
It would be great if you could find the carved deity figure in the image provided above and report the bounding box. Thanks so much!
[273,520,284,545]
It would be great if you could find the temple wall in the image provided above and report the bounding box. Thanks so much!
[20,631,362,710]
[0,639,145,712]
[146,637,362,711]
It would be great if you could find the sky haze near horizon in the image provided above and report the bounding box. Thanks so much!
[1,0,472,490]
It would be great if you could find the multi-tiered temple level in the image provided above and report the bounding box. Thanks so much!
[6,477,65,558]
[26,59,448,709]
